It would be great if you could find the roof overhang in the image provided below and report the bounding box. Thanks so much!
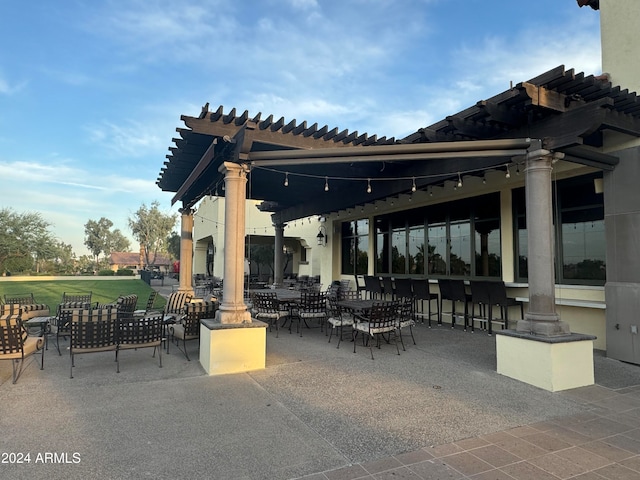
[158,65,639,221]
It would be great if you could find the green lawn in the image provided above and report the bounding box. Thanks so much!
[0,279,166,311]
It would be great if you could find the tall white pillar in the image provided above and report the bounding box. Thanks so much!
[215,162,251,324]
[178,207,194,295]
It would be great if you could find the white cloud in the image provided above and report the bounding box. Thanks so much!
[287,0,318,10]
[0,73,27,95]
[84,119,167,159]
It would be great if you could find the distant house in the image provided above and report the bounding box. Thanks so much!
[108,251,172,274]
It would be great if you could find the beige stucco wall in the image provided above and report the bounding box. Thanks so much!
[192,195,327,285]
[600,0,640,152]
[601,0,640,95]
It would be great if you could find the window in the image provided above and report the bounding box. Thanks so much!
[391,218,407,274]
[559,176,605,283]
[474,200,501,277]
[375,193,500,278]
[408,225,425,274]
[375,222,389,274]
[513,173,605,285]
[341,219,369,275]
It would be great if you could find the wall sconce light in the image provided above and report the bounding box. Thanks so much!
[316,225,327,246]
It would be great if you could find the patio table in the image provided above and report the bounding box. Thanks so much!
[24,315,52,350]
[337,299,376,313]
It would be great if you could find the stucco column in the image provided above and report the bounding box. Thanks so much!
[516,149,570,336]
[273,222,285,287]
[178,207,194,294]
[215,162,251,324]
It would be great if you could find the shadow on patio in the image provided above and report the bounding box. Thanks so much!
[1,316,639,480]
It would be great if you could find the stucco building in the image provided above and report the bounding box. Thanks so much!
[157,0,639,387]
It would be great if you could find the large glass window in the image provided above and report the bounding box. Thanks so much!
[513,188,528,279]
[375,193,500,278]
[391,218,407,274]
[449,203,471,276]
[340,219,369,275]
[408,225,425,274]
[427,222,447,275]
[513,173,605,285]
[375,219,389,274]
[475,200,501,277]
[559,176,605,283]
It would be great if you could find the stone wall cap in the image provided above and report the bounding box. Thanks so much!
[496,329,597,344]
[201,318,267,330]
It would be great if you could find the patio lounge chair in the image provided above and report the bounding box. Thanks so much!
[69,307,118,378]
[0,306,45,384]
[62,292,93,304]
[169,300,217,360]
[53,300,93,355]
[133,291,158,318]
[117,314,164,369]
[2,293,51,320]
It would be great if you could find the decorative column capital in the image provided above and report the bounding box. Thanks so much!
[526,149,565,163]
[219,161,249,177]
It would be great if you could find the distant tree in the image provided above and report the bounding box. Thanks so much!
[128,201,177,267]
[0,208,57,274]
[84,217,114,263]
[76,255,96,275]
[84,218,132,265]
[166,231,180,260]
[107,229,131,253]
[42,241,77,275]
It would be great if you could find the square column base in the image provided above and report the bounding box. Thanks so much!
[496,330,596,392]
[199,319,267,376]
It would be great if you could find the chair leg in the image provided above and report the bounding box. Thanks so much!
[183,338,190,361]
[451,302,456,329]
[12,359,20,384]
[398,328,406,351]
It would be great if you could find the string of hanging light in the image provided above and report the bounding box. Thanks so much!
[251,161,523,194]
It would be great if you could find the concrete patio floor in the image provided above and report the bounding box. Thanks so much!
[2,292,640,479]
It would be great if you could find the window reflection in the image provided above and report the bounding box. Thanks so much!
[427,223,447,275]
[408,226,425,274]
[513,173,605,285]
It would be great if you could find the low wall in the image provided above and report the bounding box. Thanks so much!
[0,276,141,282]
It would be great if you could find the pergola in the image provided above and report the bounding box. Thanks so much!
[158,65,640,386]
[158,65,634,221]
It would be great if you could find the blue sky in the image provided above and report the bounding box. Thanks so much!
[0,0,602,257]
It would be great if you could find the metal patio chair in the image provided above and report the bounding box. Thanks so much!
[352,301,400,360]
